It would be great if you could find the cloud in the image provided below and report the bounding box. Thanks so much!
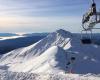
[0,0,99,32]
[0,16,81,32]
[0,0,89,16]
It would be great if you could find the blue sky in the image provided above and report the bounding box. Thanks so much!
[0,0,100,33]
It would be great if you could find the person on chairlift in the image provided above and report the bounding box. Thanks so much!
[82,0,97,24]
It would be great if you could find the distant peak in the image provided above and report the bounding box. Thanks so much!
[56,29,71,34]
[55,29,72,37]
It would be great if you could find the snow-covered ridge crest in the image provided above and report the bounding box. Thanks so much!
[0,29,72,65]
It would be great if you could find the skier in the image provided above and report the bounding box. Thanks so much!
[66,56,76,73]
[91,0,96,15]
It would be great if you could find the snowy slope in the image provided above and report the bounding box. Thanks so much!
[6,46,67,73]
[0,29,100,74]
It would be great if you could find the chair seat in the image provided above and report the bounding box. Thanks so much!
[81,39,92,44]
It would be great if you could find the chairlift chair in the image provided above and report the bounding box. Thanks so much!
[81,0,100,44]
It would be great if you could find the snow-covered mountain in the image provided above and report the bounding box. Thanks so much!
[0,29,100,74]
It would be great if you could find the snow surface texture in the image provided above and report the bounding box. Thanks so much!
[0,70,100,80]
[0,29,100,79]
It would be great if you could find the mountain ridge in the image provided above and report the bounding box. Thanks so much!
[0,29,100,74]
